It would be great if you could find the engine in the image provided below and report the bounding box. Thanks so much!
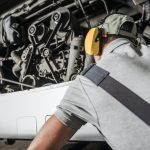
[0,0,149,93]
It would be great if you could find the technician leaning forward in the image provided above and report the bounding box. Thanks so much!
[28,14,150,150]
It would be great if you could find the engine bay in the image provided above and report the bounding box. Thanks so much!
[0,0,149,93]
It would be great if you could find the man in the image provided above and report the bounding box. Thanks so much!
[28,14,150,150]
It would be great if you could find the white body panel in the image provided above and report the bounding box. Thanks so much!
[0,82,104,141]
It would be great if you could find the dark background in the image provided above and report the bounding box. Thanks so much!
[0,0,26,15]
[0,140,112,150]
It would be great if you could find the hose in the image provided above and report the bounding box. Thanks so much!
[0,77,34,88]
[77,0,91,28]
[100,0,110,15]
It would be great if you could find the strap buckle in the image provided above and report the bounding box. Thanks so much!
[81,64,109,86]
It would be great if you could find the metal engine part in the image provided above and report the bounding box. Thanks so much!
[65,36,85,81]
[0,0,149,93]
[132,0,148,5]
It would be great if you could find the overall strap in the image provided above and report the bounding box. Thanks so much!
[82,64,150,127]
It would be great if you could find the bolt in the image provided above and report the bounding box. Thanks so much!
[53,13,60,21]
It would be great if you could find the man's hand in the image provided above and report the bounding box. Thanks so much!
[27,115,77,150]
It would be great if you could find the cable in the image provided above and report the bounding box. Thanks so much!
[0,77,34,88]
[100,0,110,15]
[77,0,91,28]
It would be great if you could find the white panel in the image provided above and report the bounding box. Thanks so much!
[17,117,37,139]
[0,83,104,141]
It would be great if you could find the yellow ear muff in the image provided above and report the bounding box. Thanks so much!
[84,27,100,55]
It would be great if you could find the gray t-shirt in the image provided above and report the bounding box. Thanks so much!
[55,38,150,150]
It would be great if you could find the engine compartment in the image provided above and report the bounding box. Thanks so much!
[0,0,149,93]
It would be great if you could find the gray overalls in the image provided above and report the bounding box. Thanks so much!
[55,38,150,150]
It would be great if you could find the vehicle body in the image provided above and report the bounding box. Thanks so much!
[0,0,149,143]
[0,82,104,141]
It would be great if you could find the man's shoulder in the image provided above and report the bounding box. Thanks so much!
[99,40,150,71]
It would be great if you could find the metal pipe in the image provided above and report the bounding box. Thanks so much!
[65,36,84,81]
[77,0,91,28]
[100,0,109,15]
[25,0,90,21]
[0,77,34,88]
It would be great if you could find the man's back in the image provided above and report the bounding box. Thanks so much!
[56,38,150,150]
[27,13,150,150]
[93,38,150,149]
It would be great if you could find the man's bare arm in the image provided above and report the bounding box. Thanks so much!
[27,115,77,150]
